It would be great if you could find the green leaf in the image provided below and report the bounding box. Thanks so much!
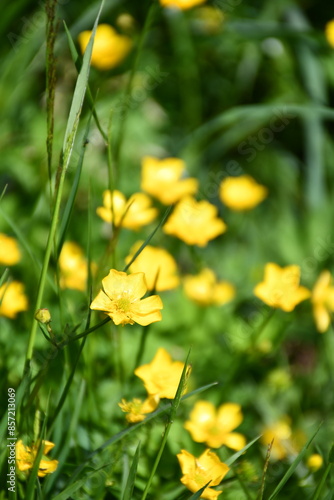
[225,435,261,467]
[121,442,141,500]
[187,482,211,499]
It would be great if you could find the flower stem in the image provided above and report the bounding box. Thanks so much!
[141,350,191,500]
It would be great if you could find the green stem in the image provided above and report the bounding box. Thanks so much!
[25,165,68,363]
[141,351,191,500]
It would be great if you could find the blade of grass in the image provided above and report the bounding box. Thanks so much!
[187,482,211,499]
[121,442,141,500]
[51,462,112,500]
[42,381,86,495]
[63,21,108,143]
[311,444,334,500]
[141,350,191,500]
[225,436,261,467]
[25,408,48,500]
[57,113,92,254]
[0,268,9,288]
[258,440,273,500]
[25,0,105,364]
[267,422,323,500]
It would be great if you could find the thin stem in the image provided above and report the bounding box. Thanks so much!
[141,351,191,500]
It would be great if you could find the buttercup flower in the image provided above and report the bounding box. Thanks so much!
[219,175,268,211]
[177,449,229,500]
[254,263,311,312]
[90,269,163,326]
[183,269,235,306]
[125,242,179,291]
[0,233,21,265]
[59,241,89,291]
[307,454,323,472]
[0,281,28,318]
[325,20,334,48]
[96,190,158,230]
[311,270,334,333]
[141,156,198,205]
[78,24,132,70]
[118,395,160,423]
[163,196,227,247]
[261,418,294,460]
[160,0,207,10]
[134,347,185,399]
[185,401,246,450]
[16,440,58,477]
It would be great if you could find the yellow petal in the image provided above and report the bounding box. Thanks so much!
[223,432,246,451]
[217,403,243,432]
[90,289,111,312]
[313,303,330,333]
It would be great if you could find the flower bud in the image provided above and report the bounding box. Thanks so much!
[35,308,51,324]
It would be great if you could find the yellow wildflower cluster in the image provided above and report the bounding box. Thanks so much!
[118,348,186,423]
[16,440,58,477]
[177,449,229,499]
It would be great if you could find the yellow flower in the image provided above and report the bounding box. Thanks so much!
[59,241,89,291]
[163,196,227,247]
[261,418,293,460]
[325,20,334,48]
[177,449,229,500]
[118,395,160,423]
[0,281,28,318]
[311,270,334,333]
[219,175,268,211]
[78,24,132,70]
[183,269,235,306]
[125,242,179,291]
[90,269,163,326]
[134,347,185,399]
[141,156,198,205]
[96,190,158,230]
[16,440,58,477]
[307,454,323,472]
[254,263,311,312]
[160,0,207,10]
[0,233,21,265]
[185,401,246,450]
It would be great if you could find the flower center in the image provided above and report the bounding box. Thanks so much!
[117,297,131,312]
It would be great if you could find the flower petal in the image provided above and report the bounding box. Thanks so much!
[217,403,243,432]
[223,432,246,451]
